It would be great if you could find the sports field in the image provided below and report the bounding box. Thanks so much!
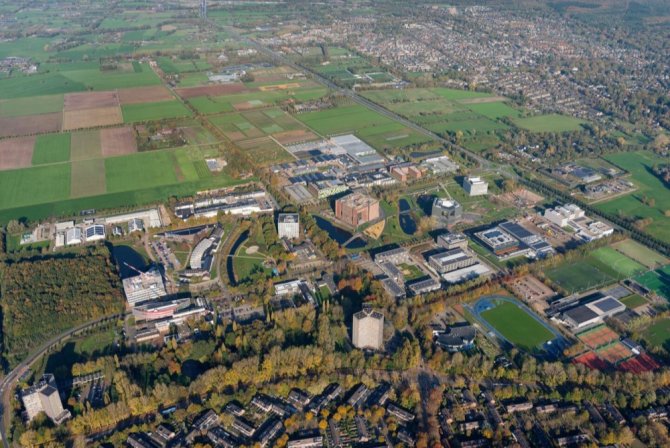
[589,246,646,277]
[546,259,616,294]
[633,266,670,300]
[611,239,668,269]
[599,151,670,244]
[478,299,556,352]
[642,318,670,350]
[620,294,647,309]
[512,114,586,132]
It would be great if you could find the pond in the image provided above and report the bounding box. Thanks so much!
[313,215,354,245]
[226,230,249,286]
[399,198,411,214]
[399,213,417,235]
[112,244,148,279]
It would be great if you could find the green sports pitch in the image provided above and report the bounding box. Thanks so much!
[479,300,555,352]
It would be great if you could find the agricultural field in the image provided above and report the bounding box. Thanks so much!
[598,151,670,244]
[121,100,192,123]
[362,87,587,150]
[182,80,328,114]
[293,102,434,154]
[478,299,556,352]
[511,114,586,132]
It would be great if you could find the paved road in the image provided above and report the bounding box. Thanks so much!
[0,313,127,448]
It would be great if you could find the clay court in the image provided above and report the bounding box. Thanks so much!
[117,86,174,105]
[175,83,248,99]
[507,274,556,306]
[62,107,123,131]
[0,113,62,138]
[64,91,120,111]
[70,130,101,161]
[618,353,660,374]
[101,127,138,156]
[576,325,619,349]
[0,136,36,170]
[573,351,608,371]
[273,129,319,145]
[596,342,633,365]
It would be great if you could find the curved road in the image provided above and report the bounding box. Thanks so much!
[0,313,128,448]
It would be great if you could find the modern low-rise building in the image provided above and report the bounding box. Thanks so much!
[428,248,477,274]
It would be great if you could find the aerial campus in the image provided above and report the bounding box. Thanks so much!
[0,1,669,448]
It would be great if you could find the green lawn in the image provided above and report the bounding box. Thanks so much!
[296,104,395,135]
[633,266,670,301]
[642,318,670,350]
[32,133,71,165]
[589,246,646,277]
[512,114,587,132]
[598,151,670,244]
[480,301,555,352]
[122,100,192,122]
[620,294,648,309]
[612,239,668,269]
[547,259,617,294]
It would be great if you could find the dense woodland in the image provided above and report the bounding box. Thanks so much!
[0,246,124,367]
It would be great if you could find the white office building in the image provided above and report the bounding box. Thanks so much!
[463,176,488,196]
[278,213,300,239]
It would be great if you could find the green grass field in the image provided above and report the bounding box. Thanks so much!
[105,151,178,193]
[480,301,555,352]
[0,164,71,210]
[0,94,64,117]
[122,100,192,122]
[598,152,670,244]
[547,259,617,294]
[589,246,646,277]
[620,294,648,309]
[642,318,670,350]
[32,133,71,165]
[512,114,587,132]
[611,239,668,269]
[634,266,670,301]
[296,104,395,135]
